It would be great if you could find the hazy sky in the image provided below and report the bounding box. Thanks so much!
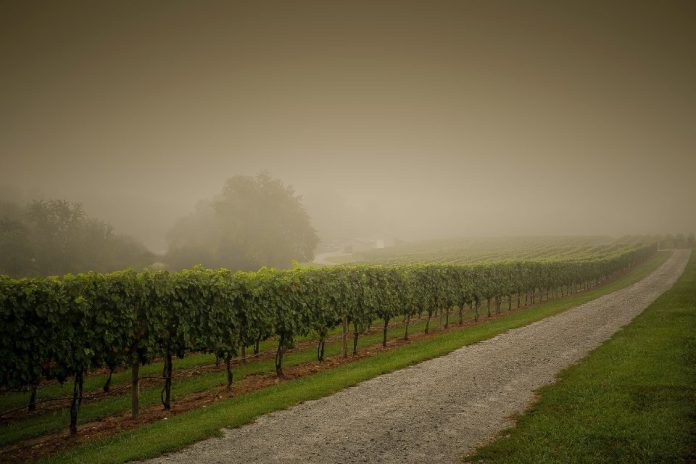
[2,0,695,252]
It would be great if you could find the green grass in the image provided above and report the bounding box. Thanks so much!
[465,250,696,464]
[34,252,671,464]
[0,352,216,414]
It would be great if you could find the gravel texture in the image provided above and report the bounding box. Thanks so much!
[146,250,689,464]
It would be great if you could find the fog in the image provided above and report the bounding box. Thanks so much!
[2,0,695,254]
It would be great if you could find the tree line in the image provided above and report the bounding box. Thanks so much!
[0,174,319,277]
[0,243,656,434]
[0,200,154,277]
[656,233,695,250]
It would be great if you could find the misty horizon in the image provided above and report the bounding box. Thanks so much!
[2,1,695,254]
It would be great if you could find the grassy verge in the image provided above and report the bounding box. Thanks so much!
[465,250,695,464]
[37,252,671,464]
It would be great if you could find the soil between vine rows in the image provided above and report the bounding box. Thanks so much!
[142,250,689,464]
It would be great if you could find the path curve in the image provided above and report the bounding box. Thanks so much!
[147,250,690,464]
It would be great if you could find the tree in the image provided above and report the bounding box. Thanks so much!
[0,200,154,277]
[166,173,319,271]
[0,215,34,276]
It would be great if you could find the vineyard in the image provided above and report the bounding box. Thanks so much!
[0,239,658,461]
[349,235,651,265]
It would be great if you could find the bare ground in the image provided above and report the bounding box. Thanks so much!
[145,250,690,464]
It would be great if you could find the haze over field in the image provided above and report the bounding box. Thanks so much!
[1,0,695,254]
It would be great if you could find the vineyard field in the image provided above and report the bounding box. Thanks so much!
[347,236,650,265]
[0,237,662,462]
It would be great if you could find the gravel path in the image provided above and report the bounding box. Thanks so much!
[146,250,689,464]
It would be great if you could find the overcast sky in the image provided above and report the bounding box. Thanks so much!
[2,0,695,252]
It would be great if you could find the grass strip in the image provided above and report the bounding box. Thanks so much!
[38,252,670,464]
[465,250,695,464]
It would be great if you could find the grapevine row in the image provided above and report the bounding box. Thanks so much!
[0,243,656,434]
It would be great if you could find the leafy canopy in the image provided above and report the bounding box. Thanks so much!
[167,173,318,271]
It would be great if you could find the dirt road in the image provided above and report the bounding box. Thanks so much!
[146,250,689,464]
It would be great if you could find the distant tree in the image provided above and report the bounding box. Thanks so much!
[0,199,154,277]
[24,200,93,275]
[0,213,34,276]
[166,173,319,271]
[674,233,686,248]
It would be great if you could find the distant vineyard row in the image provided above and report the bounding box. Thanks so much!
[0,243,657,435]
[351,235,674,265]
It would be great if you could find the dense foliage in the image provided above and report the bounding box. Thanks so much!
[0,242,656,433]
[166,173,319,271]
[0,200,154,277]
